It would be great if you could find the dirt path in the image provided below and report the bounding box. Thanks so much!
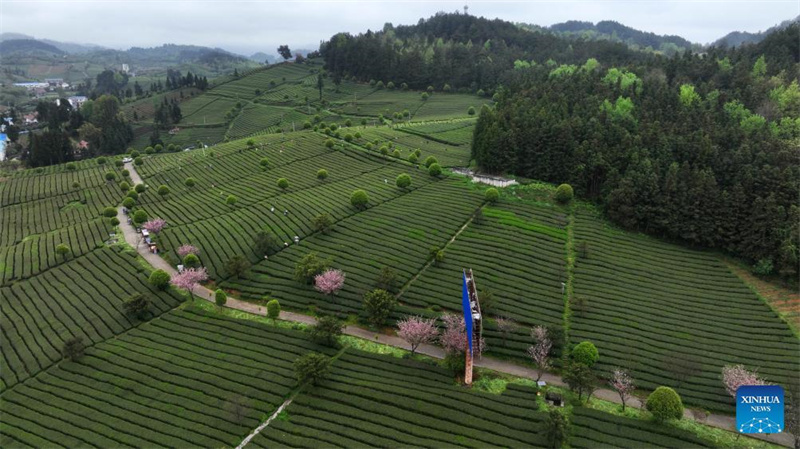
[236,396,294,449]
[119,162,792,448]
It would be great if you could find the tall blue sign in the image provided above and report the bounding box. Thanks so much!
[461,272,473,356]
[737,385,784,434]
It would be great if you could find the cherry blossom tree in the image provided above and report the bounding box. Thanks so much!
[397,316,438,355]
[177,244,200,258]
[610,368,635,411]
[527,325,552,381]
[142,218,166,233]
[170,267,208,299]
[440,313,485,355]
[722,364,765,398]
[314,269,345,296]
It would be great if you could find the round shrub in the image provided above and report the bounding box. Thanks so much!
[379,146,389,156]
[396,173,411,189]
[119,181,130,192]
[122,197,136,209]
[423,156,438,168]
[145,147,155,154]
[468,106,476,116]
[277,178,289,190]
[105,171,117,182]
[121,169,130,177]
[102,207,117,218]
[110,217,120,226]
[56,243,71,259]
[317,169,328,180]
[215,289,227,306]
[157,185,170,196]
[571,341,599,367]
[184,177,196,187]
[260,157,269,168]
[646,387,684,422]
[66,162,77,170]
[130,150,141,158]
[114,159,124,167]
[148,269,171,290]
[267,299,281,321]
[555,183,574,204]
[421,92,429,101]
[350,189,369,209]
[72,181,80,189]
[97,157,108,165]
[226,194,238,206]
[134,157,143,166]
[344,134,353,142]
[325,139,335,149]
[485,188,499,203]
[428,163,442,177]
[392,149,401,158]
[154,144,163,153]
[127,190,139,200]
[132,210,148,224]
[408,153,418,163]
[183,253,201,268]
[134,184,146,193]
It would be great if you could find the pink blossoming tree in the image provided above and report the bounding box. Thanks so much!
[397,316,438,355]
[142,218,166,233]
[170,267,208,299]
[722,364,765,398]
[440,313,485,355]
[177,244,200,258]
[314,269,345,296]
[527,325,552,381]
[610,368,635,410]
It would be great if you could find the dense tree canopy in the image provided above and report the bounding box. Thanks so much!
[471,25,800,278]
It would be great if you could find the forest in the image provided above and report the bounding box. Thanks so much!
[471,25,799,278]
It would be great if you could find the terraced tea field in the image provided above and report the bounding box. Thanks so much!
[0,307,333,448]
[251,350,549,448]
[356,126,471,167]
[569,207,800,412]
[570,408,714,449]
[401,201,568,357]
[0,247,183,391]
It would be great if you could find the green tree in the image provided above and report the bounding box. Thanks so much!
[225,255,250,279]
[157,185,170,196]
[396,173,412,189]
[122,197,136,209]
[105,171,117,182]
[294,252,331,284]
[148,269,170,290]
[133,210,148,224]
[259,157,269,168]
[253,230,277,255]
[563,362,596,402]
[123,293,151,320]
[428,163,442,177]
[544,408,569,449]
[350,189,369,209]
[55,243,71,260]
[119,181,130,191]
[310,315,343,347]
[277,178,289,190]
[61,336,85,361]
[646,387,684,422]
[423,156,438,168]
[313,213,334,234]
[135,184,146,193]
[317,169,328,180]
[226,194,238,206]
[215,289,227,306]
[485,188,499,203]
[294,352,331,385]
[267,299,281,322]
[363,289,397,328]
[554,184,574,204]
[571,341,599,367]
[468,106,476,116]
[376,266,397,293]
[184,177,196,187]
[103,206,117,218]
[183,253,201,268]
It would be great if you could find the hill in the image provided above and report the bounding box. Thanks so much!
[712,15,799,47]
[0,38,63,55]
[534,20,695,54]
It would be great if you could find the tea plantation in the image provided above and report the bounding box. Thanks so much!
[0,63,797,448]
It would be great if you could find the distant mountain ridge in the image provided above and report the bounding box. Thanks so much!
[517,19,696,54]
[0,39,64,55]
[712,15,799,47]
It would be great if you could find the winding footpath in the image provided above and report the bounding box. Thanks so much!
[118,162,792,448]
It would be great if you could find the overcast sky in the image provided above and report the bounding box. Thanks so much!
[1,1,797,55]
